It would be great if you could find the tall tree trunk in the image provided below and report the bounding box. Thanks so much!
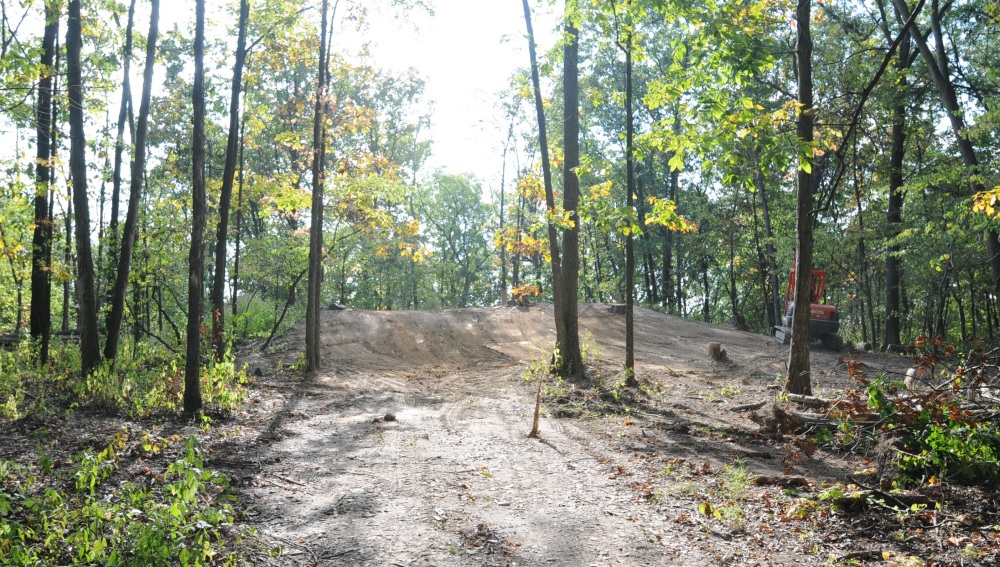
[106,0,136,303]
[67,0,101,376]
[185,0,207,416]
[305,0,331,372]
[498,121,513,305]
[753,147,783,327]
[105,0,159,361]
[522,0,573,374]
[559,9,583,377]
[883,2,910,348]
[30,3,58,363]
[786,0,814,396]
[232,108,246,317]
[211,0,249,361]
[622,21,637,384]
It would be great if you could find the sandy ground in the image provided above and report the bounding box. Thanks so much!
[227,304,923,566]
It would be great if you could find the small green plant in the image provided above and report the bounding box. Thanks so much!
[720,385,741,397]
[866,371,1000,484]
[581,330,602,370]
[291,351,308,371]
[0,430,259,565]
[703,459,755,530]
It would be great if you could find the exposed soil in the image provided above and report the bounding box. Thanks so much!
[6,304,998,566]
[209,304,999,566]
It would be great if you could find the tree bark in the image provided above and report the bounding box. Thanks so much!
[232,107,247,317]
[67,0,101,377]
[106,0,136,303]
[521,0,570,373]
[30,3,58,363]
[105,0,159,361]
[559,11,583,378]
[786,0,814,396]
[305,0,331,372]
[882,0,910,348]
[622,22,637,384]
[211,0,249,361]
[185,0,207,416]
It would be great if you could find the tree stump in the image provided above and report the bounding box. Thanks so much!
[708,342,727,361]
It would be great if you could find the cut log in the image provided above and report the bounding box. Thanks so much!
[708,342,727,361]
[729,400,767,412]
[751,475,810,488]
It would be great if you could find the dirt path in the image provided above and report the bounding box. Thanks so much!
[233,305,925,566]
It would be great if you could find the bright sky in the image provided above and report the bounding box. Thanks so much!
[352,1,558,187]
[1,1,559,191]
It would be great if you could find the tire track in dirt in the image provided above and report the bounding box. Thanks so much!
[242,304,913,566]
[248,364,718,565]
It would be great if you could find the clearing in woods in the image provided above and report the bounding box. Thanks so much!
[222,304,997,566]
[7,304,996,565]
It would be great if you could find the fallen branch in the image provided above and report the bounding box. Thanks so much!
[786,393,833,407]
[831,489,935,513]
[729,401,767,412]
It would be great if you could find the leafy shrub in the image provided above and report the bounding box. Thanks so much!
[0,338,249,420]
[0,432,252,566]
[864,348,1000,485]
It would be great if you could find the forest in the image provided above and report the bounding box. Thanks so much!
[2,0,1000,564]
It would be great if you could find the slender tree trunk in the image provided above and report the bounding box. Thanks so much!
[786,0,814,396]
[559,11,583,377]
[67,0,101,376]
[883,8,910,347]
[105,0,159,361]
[498,122,513,305]
[232,106,246,317]
[185,0,207,416]
[62,172,71,333]
[622,23,637,383]
[305,0,331,372]
[521,0,566,369]
[106,0,136,303]
[211,0,249,361]
[30,3,58,363]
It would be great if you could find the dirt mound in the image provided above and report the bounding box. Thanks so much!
[237,304,921,566]
[272,303,798,378]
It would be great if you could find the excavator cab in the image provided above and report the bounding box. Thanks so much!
[772,269,842,350]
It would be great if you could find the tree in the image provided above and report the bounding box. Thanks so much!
[67,0,101,377]
[305,0,332,372]
[105,0,136,303]
[419,173,492,307]
[558,2,583,378]
[104,0,159,361]
[609,0,638,383]
[786,0,814,396]
[892,0,1000,302]
[185,0,207,416]
[29,0,58,363]
[878,0,912,348]
[210,0,250,361]
[520,0,582,377]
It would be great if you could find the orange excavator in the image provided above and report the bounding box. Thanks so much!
[771,269,843,351]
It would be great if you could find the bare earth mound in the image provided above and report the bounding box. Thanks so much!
[230,304,989,566]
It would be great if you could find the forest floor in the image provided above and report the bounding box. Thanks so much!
[4,304,999,566]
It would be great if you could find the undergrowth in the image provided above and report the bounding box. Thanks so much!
[0,339,250,419]
[795,341,1000,487]
[0,340,263,564]
[0,432,260,566]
